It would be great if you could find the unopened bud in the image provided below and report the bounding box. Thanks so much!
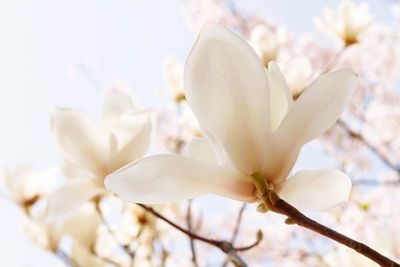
[256,203,269,213]
[285,218,296,225]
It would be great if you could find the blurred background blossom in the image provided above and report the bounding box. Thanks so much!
[1,0,400,266]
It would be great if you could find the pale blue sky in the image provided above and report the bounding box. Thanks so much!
[0,0,394,266]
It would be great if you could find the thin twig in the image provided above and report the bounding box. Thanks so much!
[186,199,198,267]
[230,204,247,244]
[94,199,134,263]
[261,191,400,267]
[318,46,400,178]
[337,119,400,175]
[234,236,263,252]
[137,204,252,267]
[222,204,247,267]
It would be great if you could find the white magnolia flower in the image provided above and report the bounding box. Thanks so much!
[162,55,185,102]
[249,24,287,66]
[315,0,372,45]
[21,202,64,252]
[105,24,356,212]
[66,205,106,267]
[282,56,313,98]
[46,90,152,221]
[1,166,56,208]
[23,218,64,252]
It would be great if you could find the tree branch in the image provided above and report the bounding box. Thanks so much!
[137,204,259,267]
[222,203,247,267]
[230,204,247,244]
[317,45,400,178]
[94,198,134,262]
[186,199,198,267]
[337,119,400,175]
[260,190,400,267]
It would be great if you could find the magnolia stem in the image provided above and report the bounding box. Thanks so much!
[137,204,261,267]
[260,191,400,267]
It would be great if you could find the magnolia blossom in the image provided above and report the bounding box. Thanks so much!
[249,24,288,66]
[46,90,152,221]
[23,218,63,252]
[279,56,313,98]
[105,24,356,212]
[315,0,372,45]
[22,203,98,252]
[66,206,106,267]
[161,55,185,102]
[1,166,56,208]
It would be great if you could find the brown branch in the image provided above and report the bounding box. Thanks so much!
[318,45,400,178]
[234,232,263,252]
[222,203,247,267]
[137,204,253,267]
[93,199,134,263]
[261,191,400,267]
[337,119,400,175]
[230,204,247,244]
[186,199,198,267]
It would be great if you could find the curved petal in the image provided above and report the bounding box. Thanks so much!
[110,112,152,170]
[46,179,103,222]
[185,136,217,163]
[50,108,108,176]
[278,169,352,212]
[184,24,270,175]
[263,69,356,183]
[105,154,256,204]
[102,90,135,128]
[267,62,293,131]
[276,69,357,145]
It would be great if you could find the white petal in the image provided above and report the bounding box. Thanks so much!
[50,108,108,176]
[105,155,256,204]
[63,207,101,249]
[110,111,152,170]
[263,69,356,183]
[46,179,103,222]
[71,243,106,267]
[276,69,357,145]
[279,169,352,212]
[102,90,135,128]
[185,24,270,174]
[185,136,217,163]
[284,56,313,97]
[267,62,293,131]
